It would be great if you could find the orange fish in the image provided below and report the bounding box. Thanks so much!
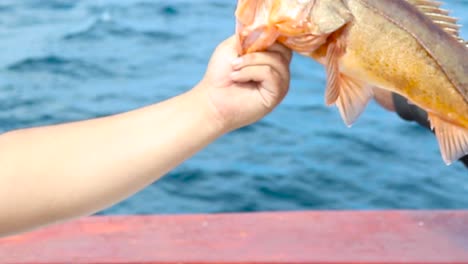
[235,0,468,165]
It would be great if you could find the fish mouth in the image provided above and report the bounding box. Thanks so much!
[236,21,280,55]
[236,18,328,55]
[235,0,280,55]
[235,0,324,55]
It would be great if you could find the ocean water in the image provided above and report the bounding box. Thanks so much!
[0,0,467,214]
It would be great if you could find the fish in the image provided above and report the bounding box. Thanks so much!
[235,0,468,165]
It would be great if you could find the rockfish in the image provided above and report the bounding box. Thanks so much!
[235,0,468,165]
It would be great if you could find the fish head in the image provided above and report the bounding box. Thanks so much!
[235,0,281,54]
[235,0,352,55]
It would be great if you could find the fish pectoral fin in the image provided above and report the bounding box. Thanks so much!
[373,87,396,112]
[325,42,342,106]
[325,41,373,127]
[335,76,373,127]
[429,113,468,165]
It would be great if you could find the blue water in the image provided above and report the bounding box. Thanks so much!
[0,0,467,214]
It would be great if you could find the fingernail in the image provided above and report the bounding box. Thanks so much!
[231,57,243,66]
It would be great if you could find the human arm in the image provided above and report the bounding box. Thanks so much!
[0,36,292,237]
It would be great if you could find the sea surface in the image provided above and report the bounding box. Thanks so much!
[0,0,467,214]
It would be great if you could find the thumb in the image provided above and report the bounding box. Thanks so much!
[215,36,240,57]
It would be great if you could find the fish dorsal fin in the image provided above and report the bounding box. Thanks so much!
[404,0,466,45]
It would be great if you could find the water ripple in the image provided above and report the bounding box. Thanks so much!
[7,56,113,79]
[1,0,466,215]
[134,2,180,16]
[63,20,181,42]
[25,0,77,10]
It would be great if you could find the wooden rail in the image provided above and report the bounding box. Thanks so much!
[1,211,468,263]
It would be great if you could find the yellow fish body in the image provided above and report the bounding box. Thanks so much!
[236,0,468,165]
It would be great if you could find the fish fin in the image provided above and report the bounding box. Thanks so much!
[235,0,280,54]
[325,41,373,126]
[335,76,374,127]
[405,0,464,42]
[373,87,396,112]
[311,0,352,34]
[428,113,468,165]
[324,42,342,106]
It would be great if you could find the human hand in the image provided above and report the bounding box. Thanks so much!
[195,36,292,132]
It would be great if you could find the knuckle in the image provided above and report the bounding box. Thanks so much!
[269,50,290,66]
[244,53,256,64]
[278,53,290,66]
[239,67,250,76]
[264,65,276,76]
[270,43,291,58]
[269,67,281,81]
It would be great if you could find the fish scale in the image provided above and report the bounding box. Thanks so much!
[236,0,468,165]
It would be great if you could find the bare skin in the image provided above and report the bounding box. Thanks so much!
[0,36,292,237]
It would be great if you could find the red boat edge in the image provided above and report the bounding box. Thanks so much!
[1,211,468,264]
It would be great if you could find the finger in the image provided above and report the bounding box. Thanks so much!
[231,65,289,100]
[268,42,293,63]
[230,65,281,85]
[214,35,240,59]
[231,65,289,109]
[231,65,289,107]
[220,35,237,48]
[231,51,290,77]
[231,51,290,91]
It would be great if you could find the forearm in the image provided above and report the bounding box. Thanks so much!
[0,87,223,236]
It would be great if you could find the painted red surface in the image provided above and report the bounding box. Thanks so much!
[0,211,468,264]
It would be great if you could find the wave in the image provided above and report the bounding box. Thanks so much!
[63,20,181,42]
[133,2,180,16]
[7,56,113,79]
[0,4,14,12]
[24,0,76,10]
